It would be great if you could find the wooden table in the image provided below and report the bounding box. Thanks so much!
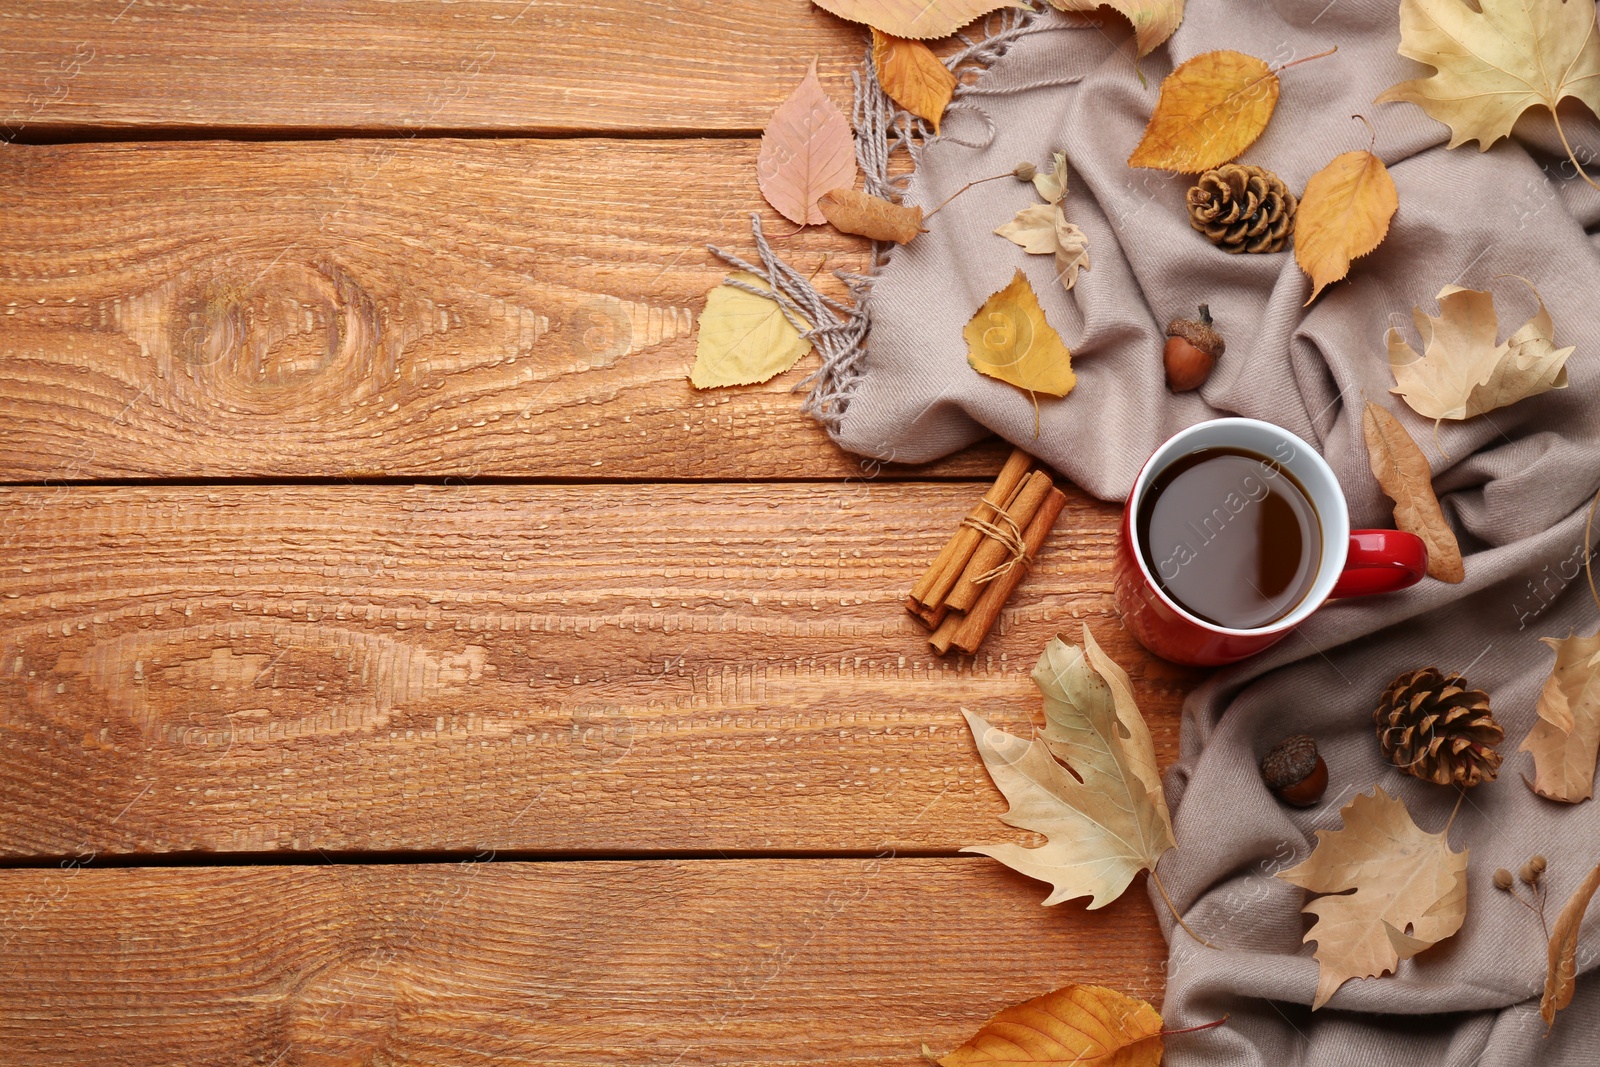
[0,4,1200,1062]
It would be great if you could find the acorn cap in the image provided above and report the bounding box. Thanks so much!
[1261,734,1319,791]
[1166,305,1225,358]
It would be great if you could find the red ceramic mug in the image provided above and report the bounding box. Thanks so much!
[1113,418,1428,666]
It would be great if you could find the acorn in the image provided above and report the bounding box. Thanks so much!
[1164,305,1225,392]
[1260,734,1328,808]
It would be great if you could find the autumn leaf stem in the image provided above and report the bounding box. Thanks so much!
[925,173,1013,220]
[1273,45,1338,75]
[1159,1014,1230,1037]
[1150,870,1218,949]
[1551,108,1600,194]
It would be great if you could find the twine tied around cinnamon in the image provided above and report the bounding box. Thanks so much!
[960,510,1033,584]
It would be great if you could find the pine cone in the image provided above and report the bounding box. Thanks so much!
[1186,164,1297,254]
[1374,668,1504,788]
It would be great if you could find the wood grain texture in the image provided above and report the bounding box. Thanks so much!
[0,1,864,137]
[0,136,998,482]
[0,483,1198,858]
[0,859,1169,1066]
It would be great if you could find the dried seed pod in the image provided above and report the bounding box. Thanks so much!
[1260,734,1328,807]
[1520,862,1538,886]
[1531,855,1548,875]
[1493,868,1515,890]
[1013,161,1037,182]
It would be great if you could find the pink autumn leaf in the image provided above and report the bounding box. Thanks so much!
[757,60,857,226]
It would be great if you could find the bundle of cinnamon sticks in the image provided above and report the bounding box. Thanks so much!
[906,448,1067,655]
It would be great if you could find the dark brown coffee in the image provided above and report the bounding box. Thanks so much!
[1136,446,1322,629]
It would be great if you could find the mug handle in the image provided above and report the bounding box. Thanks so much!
[1329,530,1429,599]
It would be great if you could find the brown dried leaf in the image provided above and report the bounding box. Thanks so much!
[1542,862,1600,1029]
[1362,402,1464,583]
[818,187,925,244]
[757,60,857,226]
[1519,632,1600,803]
[937,984,1164,1067]
[1277,787,1469,1009]
[1128,50,1279,173]
[812,0,1025,40]
[871,29,956,133]
[1046,0,1184,58]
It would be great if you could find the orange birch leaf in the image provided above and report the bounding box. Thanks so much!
[1128,50,1279,173]
[871,29,956,133]
[817,188,925,243]
[1046,0,1184,58]
[757,60,857,226]
[813,0,1025,40]
[1296,149,1398,303]
[937,984,1165,1067]
[963,269,1076,399]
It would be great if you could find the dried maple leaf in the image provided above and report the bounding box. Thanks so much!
[995,154,1091,291]
[1377,0,1600,153]
[1045,0,1184,58]
[1387,279,1574,423]
[1277,787,1468,1010]
[938,984,1165,1067]
[1362,402,1464,583]
[962,628,1174,910]
[1543,862,1600,1029]
[964,269,1076,401]
[1128,50,1280,172]
[757,60,857,226]
[688,272,812,389]
[1295,148,1398,303]
[1519,632,1600,803]
[818,187,925,243]
[871,29,956,133]
[812,0,1025,40]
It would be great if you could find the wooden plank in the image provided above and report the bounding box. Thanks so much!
[0,1,864,137]
[0,859,1167,1066]
[0,136,998,482]
[0,483,1199,859]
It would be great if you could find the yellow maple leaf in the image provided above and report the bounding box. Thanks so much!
[1376,0,1600,154]
[1128,50,1279,172]
[1519,632,1600,803]
[1277,787,1468,1010]
[688,272,812,389]
[938,984,1165,1067]
[1045,0,1185,59]
[963,269,1075,400]
[812,0,1026,40]
[1387,279,1574,422]
[871,29,956,133]
[1295,149,1398,303]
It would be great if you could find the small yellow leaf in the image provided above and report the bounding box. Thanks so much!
[812,0,1026,40]
[818,187,925,244]
[1128,50,1279,173]
[937,984,1164,1067]
[1387,279,1574,422]
[963,269,1075,398]
[688,272,812,389]
[1543,862,1600,1029]
[1295,150,1398,303]
[871,29,956,133]
[1519,632,1600,803]
[1046,0,1184,59]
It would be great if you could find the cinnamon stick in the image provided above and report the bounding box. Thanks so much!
[903,595,948,630]
[944,469,1054,613]
[929,610,964,656]
[951,486,1068,655]
[908,447,1031,613]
